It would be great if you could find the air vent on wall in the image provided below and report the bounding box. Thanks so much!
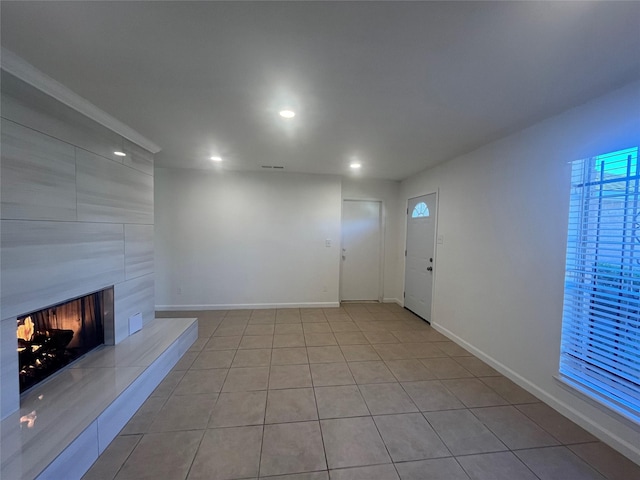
[261,165,285,170]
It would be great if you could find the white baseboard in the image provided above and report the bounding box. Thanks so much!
[155,302,340,311]
[432,322,640,465]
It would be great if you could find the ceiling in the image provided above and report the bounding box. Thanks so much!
[1,1,639,181]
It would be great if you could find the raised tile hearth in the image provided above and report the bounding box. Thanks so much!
[1,317,197,480]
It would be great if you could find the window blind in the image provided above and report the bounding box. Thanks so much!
[560,147,640,423]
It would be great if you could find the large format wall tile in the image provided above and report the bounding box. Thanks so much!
[1,73,126,164]
[114,274,155,344]
[77,149,153,224]
[1,70,155,425]
[123,138,154,176]
[0,220,125,319]
[1,119,77,221]
[125,224,154,280]
[0,317,19,419]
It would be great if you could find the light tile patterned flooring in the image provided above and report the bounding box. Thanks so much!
[83,303,640,480]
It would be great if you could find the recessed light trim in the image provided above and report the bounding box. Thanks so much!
[350,162,362,169]
[210,156,223,162]
[114,151,126,157]
[279,110,296,119]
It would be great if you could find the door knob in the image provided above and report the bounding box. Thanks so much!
[427,267,433,272]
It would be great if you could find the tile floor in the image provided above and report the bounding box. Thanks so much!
[82,303,640,480]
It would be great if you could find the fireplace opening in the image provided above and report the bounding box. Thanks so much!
[16,288,111,393]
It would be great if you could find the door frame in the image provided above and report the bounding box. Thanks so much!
[403,189,439,320]
[340,198,385,302]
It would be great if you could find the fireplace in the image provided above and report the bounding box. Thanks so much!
[16,287,113,393]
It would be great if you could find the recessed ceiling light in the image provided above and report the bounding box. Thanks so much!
[114,151,126,157]
[350,162,362,169]
[210,156,222,162]
[279,110,295,119]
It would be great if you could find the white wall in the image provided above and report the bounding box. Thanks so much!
[400,81,640,462]
[155,168,342,309]
[341,178,402,303]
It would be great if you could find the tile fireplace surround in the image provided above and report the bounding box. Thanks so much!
[1,52,167,479]
[1,61,158,421]
[0,317,197,480]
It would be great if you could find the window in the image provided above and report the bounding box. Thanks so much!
[412,202,430,218]
[560,146,640,423]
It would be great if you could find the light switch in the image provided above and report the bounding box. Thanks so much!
[437,234,444,245]
[325,239,332,247]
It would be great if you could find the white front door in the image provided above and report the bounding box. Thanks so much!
[404,193,437,321]
[341,200,382,301]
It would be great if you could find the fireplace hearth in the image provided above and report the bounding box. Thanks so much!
[16,288,112,393]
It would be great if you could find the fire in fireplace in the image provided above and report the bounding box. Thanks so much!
[16,289,109,393]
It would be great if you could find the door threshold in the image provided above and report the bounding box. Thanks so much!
[404,306,431,325]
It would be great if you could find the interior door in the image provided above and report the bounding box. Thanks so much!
[404,193,437,321]
[341,200,382,301]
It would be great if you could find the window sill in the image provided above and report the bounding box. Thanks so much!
[554,374,640,430]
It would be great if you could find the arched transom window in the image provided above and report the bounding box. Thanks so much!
[411,202,430,218]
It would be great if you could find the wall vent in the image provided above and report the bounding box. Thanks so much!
[261,165,285,170]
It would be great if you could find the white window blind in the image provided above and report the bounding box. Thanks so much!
[560,147,640,423]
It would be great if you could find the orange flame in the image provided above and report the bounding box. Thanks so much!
[17,316,35,342]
